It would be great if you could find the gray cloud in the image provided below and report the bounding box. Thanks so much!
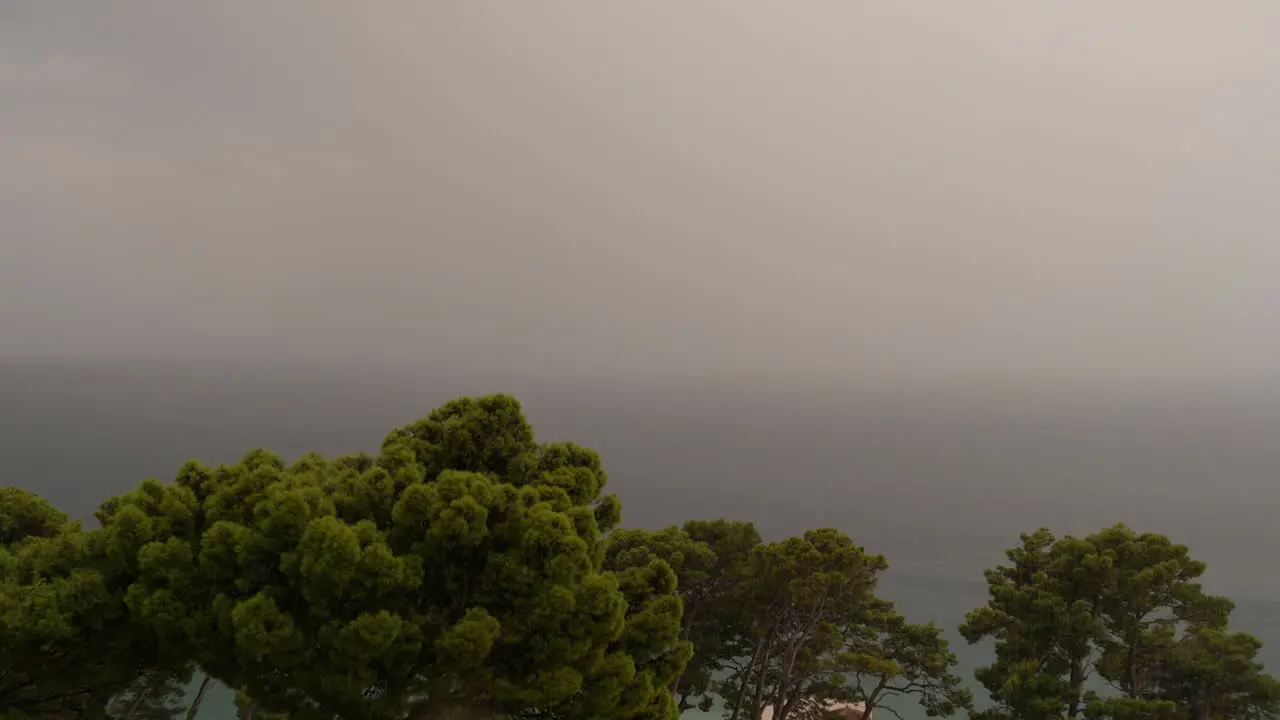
[6,2,1280,385]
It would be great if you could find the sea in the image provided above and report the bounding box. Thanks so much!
[4,358,1279,719]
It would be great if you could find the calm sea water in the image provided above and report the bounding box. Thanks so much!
[4,359,1280,719]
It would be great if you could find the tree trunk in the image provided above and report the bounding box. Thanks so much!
[184,674,213,720]
[1127,641,1139,697]
[729,634,768,720]
[862,677,887,720]
[1067,659,1084,719]
[124,686,152,720]
[670,603,699,696]
[774,601,827,720]
[748,630,777,720]
[1196,684,1212,720]
[777,691,803,720]
[773,637,804,720]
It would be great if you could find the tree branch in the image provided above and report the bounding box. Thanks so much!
[878,703,908,720]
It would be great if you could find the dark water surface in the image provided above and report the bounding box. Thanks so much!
[5,359,1280,718]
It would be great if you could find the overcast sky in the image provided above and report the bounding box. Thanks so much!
[5,2,1280,385]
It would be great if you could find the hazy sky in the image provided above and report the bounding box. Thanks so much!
[6,2,1280,384]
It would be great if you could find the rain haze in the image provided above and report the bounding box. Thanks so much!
[5,3,1280,717]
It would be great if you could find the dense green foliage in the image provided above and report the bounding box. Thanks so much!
[0,488,183,718]
[0,488,67,547]
[961,526,1280,720]
[91,395,669,720]
[1,394,1276,720]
